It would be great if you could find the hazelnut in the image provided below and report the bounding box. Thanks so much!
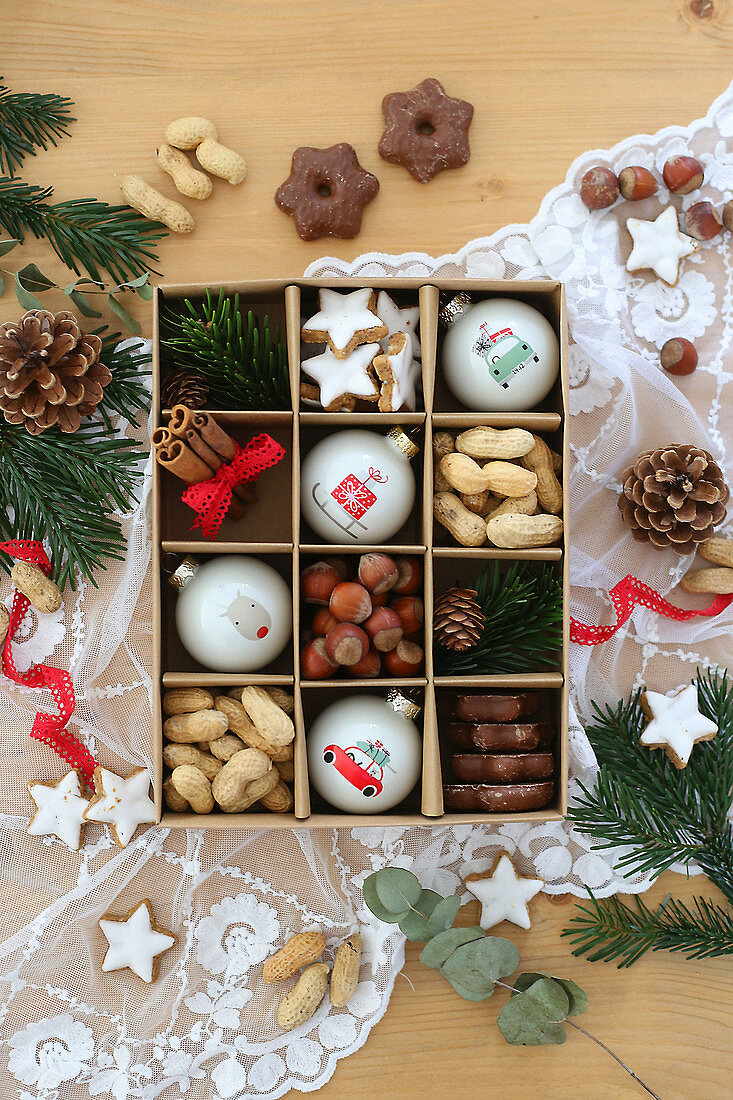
[363,606,403,652]
[579,166,619,210]
[390,595,424,636]
[329,581,372,624]
[301,637,338,680]
[723,200,733,232]
[393,556,423,595]
[325,622,369,666]
[662,155,704,195]
[660,338,698,376]
[384,640,424,677]
[357,552,399,595]
[322,555,350,580]
[312,607,339,636]
[301,561,340,605]
[618,166,658,201]
[683,200,722,241]
[370,590,390,607]
[346,647,381,678]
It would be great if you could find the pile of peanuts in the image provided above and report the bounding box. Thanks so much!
[121,116,246,234]
[264,929,362,1031]
[162,686,294,815]
[300,553,424,679]
[680,536,733,594]
[433,426,564,549]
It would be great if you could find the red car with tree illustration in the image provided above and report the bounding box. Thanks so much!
[322,739,393,798]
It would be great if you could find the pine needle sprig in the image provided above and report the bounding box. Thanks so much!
[161,288,290,410]
[0,419,143,590]
[0,80,75,177]
[433,561,564,675]
[96,331,150,430]
[565,670,733,965]
[0,178,167,285]
[564,891,733,966]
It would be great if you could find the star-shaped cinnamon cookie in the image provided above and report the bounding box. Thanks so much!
[379,77,474,183]
[275,143,379,241]
[626,206,700,286]
[373,332,420,412]
[27,769,90,851]
[84,766,156,848]
[99,899,176,983]
[640,683,718,768]
[464,854,544,930]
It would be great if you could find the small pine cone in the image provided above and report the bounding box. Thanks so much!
[161,368,208,409]
[434,587,485,652]
[618,443,729,554]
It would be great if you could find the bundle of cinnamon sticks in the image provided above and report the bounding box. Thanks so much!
[152,405,256,518]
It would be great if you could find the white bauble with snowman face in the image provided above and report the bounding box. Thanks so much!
[307,694,421,814]
[174,556,292,672]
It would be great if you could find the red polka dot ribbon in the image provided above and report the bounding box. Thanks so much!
[570,574,733,645]
[0,540,96,782]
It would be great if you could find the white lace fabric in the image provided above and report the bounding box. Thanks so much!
[1,84,733,1098]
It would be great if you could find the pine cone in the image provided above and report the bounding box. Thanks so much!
[618,443,729,553]
[161,368,208,409]
[434,587,485,651]
[0,309,111,435]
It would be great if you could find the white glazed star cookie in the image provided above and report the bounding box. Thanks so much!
[27,770,90,851]
[640,683,718,768]
[464,853,544,930]
[99,899,176,983]
[302,342,381,410]
[626,205,700,286]
[372,332,421,412]
[301,288,387,358]
[376,290,421,359]
[84,766,155,848]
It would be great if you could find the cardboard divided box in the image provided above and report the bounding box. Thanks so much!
[151,278,569,828]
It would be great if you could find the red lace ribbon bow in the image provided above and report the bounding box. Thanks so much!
[570,574,733,644]
[0,540,95,782]
[182,433,287,540]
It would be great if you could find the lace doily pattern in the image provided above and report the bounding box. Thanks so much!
[2,82,733,1096]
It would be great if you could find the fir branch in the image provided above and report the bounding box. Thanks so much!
[0,178,167,285]
[97,330,151,430]
[564,891,733,966]
[434,561,563,675]
[0,419,143,590]
[161,288,290,410]
[0,80,75,177]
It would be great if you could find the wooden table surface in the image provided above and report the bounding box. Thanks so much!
[7,1,733,1096]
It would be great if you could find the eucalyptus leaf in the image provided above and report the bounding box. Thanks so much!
[0,238,19,256]
[363,872,408,923]
[440,936,519,998]
[497,978,570,1046]
[118,273,150,288]
[14,272,43,310]
[136,280,153,301]
[513,972,587,1016]
[420,926,485,969]
[0,273,4,296]
[426,895,461,938]
[397,890,443,942]
[67,290,102,318]
[440,976,495,1002]
[108,293,141,336]
[16,262,57,292]
[63,278,105,291]
[374,868,422,914]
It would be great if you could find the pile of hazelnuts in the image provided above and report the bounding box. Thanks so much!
[300,554,424,680]
[580,153,719,379]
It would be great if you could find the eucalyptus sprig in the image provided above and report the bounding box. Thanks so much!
[364,867,660,1098]
[0,241,151,334]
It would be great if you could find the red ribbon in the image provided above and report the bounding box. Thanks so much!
[182,433,287,540]
[570,574,733,645]
[0,540,96,782]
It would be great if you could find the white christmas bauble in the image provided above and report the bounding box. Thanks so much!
[173,556,292,672]
[307,693,421,814]
[301,428,418,545]
[441,296,560,411]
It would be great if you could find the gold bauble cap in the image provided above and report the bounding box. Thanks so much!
[385,689,422,720]
[438,291,473,328]
[387,426,420,459]
[166,555,199,590]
